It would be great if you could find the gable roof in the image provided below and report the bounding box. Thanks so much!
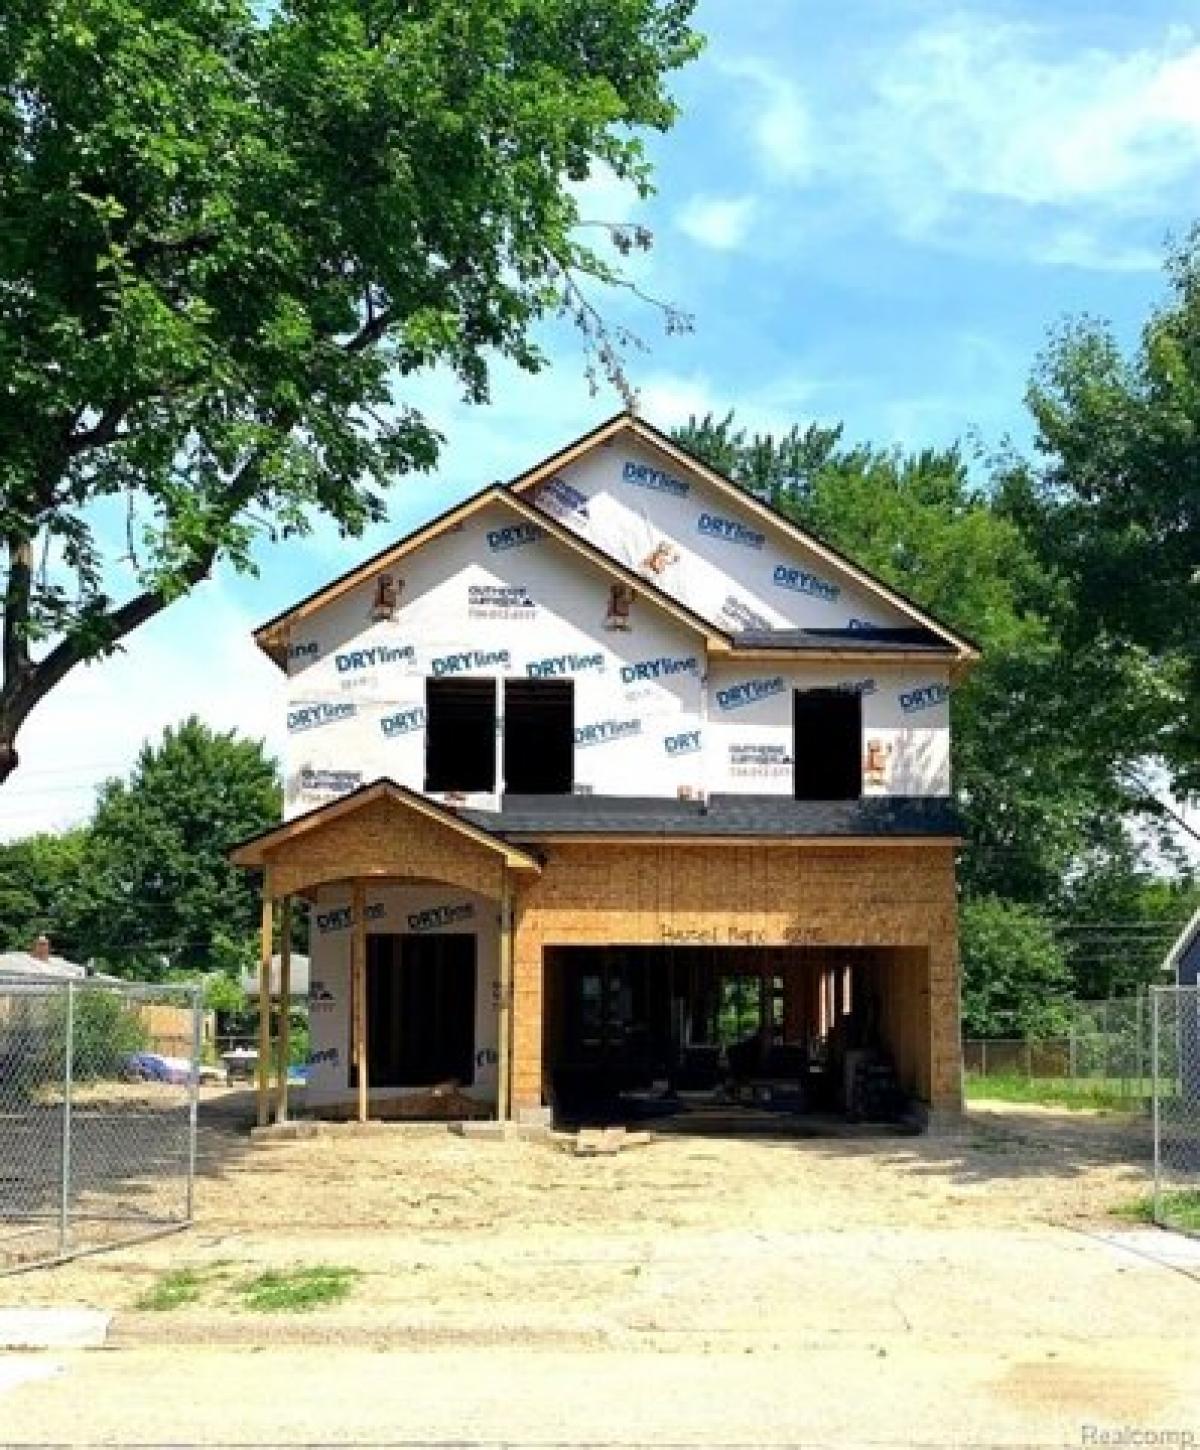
[509,411,980,661]
[253,482,731,669]
[228,778,542,875]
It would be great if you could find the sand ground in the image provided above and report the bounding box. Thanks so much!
[1,1093,1197,1447]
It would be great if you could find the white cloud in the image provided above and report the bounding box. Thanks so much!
[633,369,827,437]
[722,59,814,183]
[728,19,1200,269]
[677,194,758,251]
[869,20,1200,214]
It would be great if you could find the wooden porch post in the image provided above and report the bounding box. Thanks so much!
[497,868,513,1124]
[352,879,368,1123]
[275,896,293,1124]
[256,887,274,1128]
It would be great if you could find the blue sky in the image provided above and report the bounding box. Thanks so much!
[6,0,1200,837]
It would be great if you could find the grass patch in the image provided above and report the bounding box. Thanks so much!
[1115,1190,1200,1232]
[238,1264,360,1313]
[965,1073,1143,1113]
[136,1268,208,1311]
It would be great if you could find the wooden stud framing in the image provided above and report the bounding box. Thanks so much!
[256,891,273,1128]
[352,878,368,1123]
[497,868,513,1124]
[276,896,292,1124]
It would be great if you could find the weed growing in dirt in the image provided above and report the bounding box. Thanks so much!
[239,1265,360,1312]
[965,1074,1143,1113]
[136,1269,208,1311]
[1115,1191,1200,1231]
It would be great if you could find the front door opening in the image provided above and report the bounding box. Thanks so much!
[504,679,574,794]
[793,688,862,801]
[425,678,496,793]
[362,932,477,1086]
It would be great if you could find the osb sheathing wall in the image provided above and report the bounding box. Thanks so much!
[261,797,506,902]
[511,842,962,1112]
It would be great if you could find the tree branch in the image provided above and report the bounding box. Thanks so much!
[2,534,33,687]
[343,307,397,354]
[0,428,290,780]
[66,402,130,457]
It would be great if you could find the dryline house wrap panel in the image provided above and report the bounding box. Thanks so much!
[306,882,500,1106]
[705,660,952,796]
[282,502,708,815]
[530,437,913,635]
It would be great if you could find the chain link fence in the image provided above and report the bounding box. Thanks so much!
[964,995,1154,1109]
[1150,985,1200,1236]
[0,977,201,1274]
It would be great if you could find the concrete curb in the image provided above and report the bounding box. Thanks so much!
[0,1309,111,1350]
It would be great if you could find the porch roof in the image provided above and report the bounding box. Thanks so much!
[229,778,543,876]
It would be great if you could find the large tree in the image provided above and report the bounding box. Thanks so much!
[0,0,700,780]
[78,716,280,976]
[1022,232,1200,794]
[0,826,90,957]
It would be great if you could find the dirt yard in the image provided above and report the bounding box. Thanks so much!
[2,1092,1197,1447]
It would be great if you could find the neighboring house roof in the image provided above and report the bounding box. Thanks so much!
[508,411,980,661]
[464,793,962,842]
[1163,907,1200,986]
[229,778,543,874]
[0,951,86,981]
[253,482,731,669]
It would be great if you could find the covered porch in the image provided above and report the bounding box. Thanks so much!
[229,779,542,1127]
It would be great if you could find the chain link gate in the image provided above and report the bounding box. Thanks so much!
[0,978,202,1273]
[1150,985,1200,1236]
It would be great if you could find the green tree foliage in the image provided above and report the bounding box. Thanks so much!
[78,716,280,977]
[959,897,1072,1039]
[0,0,700,780]
[0,826,89,955]
[1023,232,1200,794]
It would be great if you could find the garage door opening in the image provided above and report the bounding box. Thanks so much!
[543,945,929,1130]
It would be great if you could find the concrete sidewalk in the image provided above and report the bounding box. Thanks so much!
[2,1227,1198,1446]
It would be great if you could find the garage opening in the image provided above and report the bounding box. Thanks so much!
[359,933,477,1086]
[425,678,496,793]
[543,945,929,1129]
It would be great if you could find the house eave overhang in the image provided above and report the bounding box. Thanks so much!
[228,778,543,877]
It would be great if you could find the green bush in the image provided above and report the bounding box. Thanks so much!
[961,897,1073,1039]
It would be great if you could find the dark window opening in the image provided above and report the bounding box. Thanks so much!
[358,933,476,1087]
[425,678,496,792]
[793,689,861,801]
[504,680,574,794]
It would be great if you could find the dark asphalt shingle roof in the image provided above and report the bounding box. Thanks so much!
[733,627,955,654]
[464,794,962,839]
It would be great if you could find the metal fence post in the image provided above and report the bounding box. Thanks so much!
[1150,988,1161,1226]
[59,981,74,1256]
[186,983,202,1224]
